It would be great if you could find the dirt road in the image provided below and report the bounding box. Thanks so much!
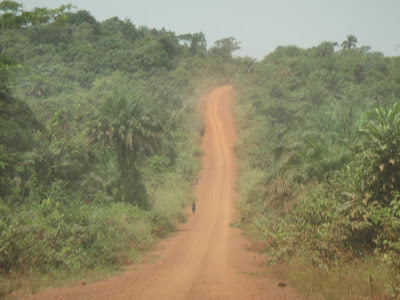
[25,86,300,299]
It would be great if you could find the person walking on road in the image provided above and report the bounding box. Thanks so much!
[192,201,196,214]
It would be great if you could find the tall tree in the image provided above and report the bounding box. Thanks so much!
[341,34,358,50]
[209,37,240,59]
[88,91,160,207]
[0,54,41,199]
[178,32,207,56]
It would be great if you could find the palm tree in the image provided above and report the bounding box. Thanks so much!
[90,91,159,165]
[305,84,327,106]
[88,90,160,207]
[341,35,358,50]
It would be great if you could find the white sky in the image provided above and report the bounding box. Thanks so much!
[20,0,400,60]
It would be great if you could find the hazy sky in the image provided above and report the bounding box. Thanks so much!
[20,0,400,60]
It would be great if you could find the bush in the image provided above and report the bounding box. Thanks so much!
[0,199,155,275]
[359,103,400,205]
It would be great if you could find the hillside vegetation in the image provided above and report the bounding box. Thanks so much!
[234,38,400,298]
[0,2,240,295]
[1,1,400,299]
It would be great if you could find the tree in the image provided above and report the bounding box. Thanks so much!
[0,54,41,199]
[66,9,97,27]
[30,109,93,195]
[157,29,181,60]
[88,91,160,207]
[341,34,358,50]
[132,36,171,71]
[0,1,23,28]
[178,32,207,56]
[100,17,138,41]
[304,83,328,106]
[0,1,72,29]
[209,37,240,59]
[313,41,337,58]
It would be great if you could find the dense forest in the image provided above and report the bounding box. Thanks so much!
[0,2,241,294]
[1,1,400,298]
[233,38,400,297]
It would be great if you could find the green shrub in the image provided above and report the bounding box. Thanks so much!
[359,103,400,205]
[0,199,155,275]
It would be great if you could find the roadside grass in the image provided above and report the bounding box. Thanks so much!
[235,163,265,227]
[1,244,167,299]
[268,256,400,300]
[1,265,122,299]
[151,173,196,224]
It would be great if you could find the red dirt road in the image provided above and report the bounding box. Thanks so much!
[24,86,301,299]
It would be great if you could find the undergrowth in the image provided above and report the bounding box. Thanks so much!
[0,99,204,298]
